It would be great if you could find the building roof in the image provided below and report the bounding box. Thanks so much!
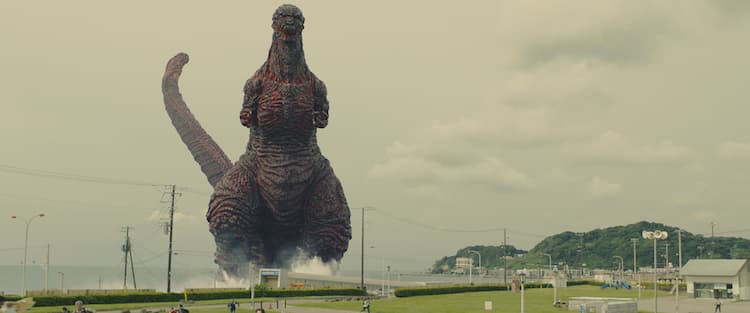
[680,259,747,277]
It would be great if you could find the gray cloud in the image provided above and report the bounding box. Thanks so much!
[586,176,622,198]
[718,141,750,160]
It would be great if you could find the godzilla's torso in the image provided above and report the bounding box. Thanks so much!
[252,69,318,152]
[245,64,324,218]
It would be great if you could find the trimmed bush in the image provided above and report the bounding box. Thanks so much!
[395,284,510,297]
[28,288,366,306]
[393,281,598,298]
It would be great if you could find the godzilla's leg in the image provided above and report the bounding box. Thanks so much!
[207,154,265,277]
[300,163,352,263]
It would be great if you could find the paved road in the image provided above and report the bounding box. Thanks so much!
[636,296,749,313]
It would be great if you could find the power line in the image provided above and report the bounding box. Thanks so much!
[0,164,161,187]
[0,164,212,194]
[0,192,159,211]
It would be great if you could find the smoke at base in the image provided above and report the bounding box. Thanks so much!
[290,255,338,276]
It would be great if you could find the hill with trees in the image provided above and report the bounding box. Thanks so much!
[431,221,750,272]
[431,245,527,274]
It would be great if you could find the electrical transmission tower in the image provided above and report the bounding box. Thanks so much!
[121,226,137,289]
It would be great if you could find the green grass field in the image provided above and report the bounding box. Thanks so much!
[25,285,669,313]
[296,285,669,313]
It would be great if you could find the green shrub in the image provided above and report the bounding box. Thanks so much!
[395,284,510,297]
[28,288,366,306]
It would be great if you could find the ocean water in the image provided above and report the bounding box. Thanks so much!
[0,265,224,296]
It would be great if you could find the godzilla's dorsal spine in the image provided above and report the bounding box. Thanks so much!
[162,53,233,187]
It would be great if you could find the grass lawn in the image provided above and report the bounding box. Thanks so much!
[296,285,670,313]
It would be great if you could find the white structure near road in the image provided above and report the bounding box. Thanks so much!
[680,259,750,300]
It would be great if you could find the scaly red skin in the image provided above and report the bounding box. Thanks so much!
[204,4,351,277]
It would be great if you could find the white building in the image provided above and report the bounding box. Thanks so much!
[680,259,750,300]
[454,257,472,274]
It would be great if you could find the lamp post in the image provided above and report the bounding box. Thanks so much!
[643,230,668,313]
[11,213,45,296]
[386,265,391,297]
[359,207,375,291]
[468,250,481,284]
[519,272,526,313]
[542,253,552,273]
[613,256,624,283]
[58,271,64,291]
[369,245,385,295]
[631,238,640,299]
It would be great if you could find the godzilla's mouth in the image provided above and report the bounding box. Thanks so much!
[282,25,300,35]
[279,27,301,41]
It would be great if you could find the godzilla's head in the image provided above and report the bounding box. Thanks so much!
[272,4,305,42]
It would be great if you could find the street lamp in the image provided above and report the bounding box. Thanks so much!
[359,206,375,291]
[468,250,481,284]
[58,272,65,291]
[11,213,45,296]
[542,253,552,273]
[369,245,385,296]
[613,256,624,283]
[643,230,668,313]
[386,265,391,297]
[631,238,640,299]
[519,272,526,313]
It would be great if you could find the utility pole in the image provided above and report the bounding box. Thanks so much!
[130,241,137,289]
[166,184,177,293]
[122,226,137,289]
[122,226,131,289]
[665,243,670,267]
[45,243,50,294]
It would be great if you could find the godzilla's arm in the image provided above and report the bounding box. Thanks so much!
[162,53,232,187]
[240,73,263,128]
[313,78,329,128]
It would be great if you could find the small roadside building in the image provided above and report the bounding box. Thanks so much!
[680,259,750,300]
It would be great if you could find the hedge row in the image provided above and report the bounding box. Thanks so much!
[394,281,615,298]
[28,288,366,307]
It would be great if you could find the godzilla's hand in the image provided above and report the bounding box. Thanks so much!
[313,111,328,128]
[240,107,253,128]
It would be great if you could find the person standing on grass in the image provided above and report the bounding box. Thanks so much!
[227,300,238,313]
[73,301,92,313]
[360,299,370,313]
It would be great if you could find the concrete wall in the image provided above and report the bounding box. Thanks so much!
[684,275,741,299]
[740,262,750,300]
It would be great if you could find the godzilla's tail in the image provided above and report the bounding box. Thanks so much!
[162,53,233,187]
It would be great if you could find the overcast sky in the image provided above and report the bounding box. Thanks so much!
[1,0,750,278]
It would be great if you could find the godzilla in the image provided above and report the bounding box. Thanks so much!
[161,4,352,277]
